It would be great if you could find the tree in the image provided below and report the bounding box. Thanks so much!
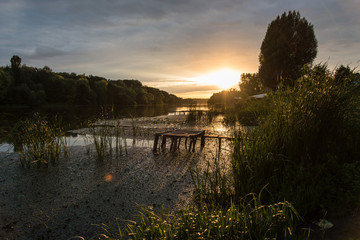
[0,68,12,103]
[239,73,263,97]
[10,55,22,85]
[259,11,317,89]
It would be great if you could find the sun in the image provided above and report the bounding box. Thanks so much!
[192,68,241,90]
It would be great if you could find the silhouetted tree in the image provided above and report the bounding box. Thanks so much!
[334,65,360,86]
[10,55,22,85]
[208,89,240,106]
[259,11,317,89]
[1,58,182,106]
[0,68,12,103]
[239,73,263,97]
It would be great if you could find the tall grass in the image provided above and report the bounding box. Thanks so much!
[232,65,360,219]
[89,117,128,161]
[87,196,304,240]
[186,109,220,124]
[190,152,233,207]
[13,113,68,167]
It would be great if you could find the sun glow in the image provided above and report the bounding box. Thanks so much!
[191,68,241,90]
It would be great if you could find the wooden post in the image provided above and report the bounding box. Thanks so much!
[218,137,222,153]
[192,137,197,152]
[188,138,193,152]
[170,137,174,151]
[153,133,159,152]
[200,130,206,149]
[170,137,178,152]
[161,136,167,149]
[177,137,182,150]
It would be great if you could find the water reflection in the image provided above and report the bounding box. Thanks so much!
[66,134,154,149]
[0,135,154,154]
[0,104,226,154]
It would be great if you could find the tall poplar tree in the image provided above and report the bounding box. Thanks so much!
[259,11,317,89]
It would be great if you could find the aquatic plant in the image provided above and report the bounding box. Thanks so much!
[89,112,128,161]
[14,113,68,167]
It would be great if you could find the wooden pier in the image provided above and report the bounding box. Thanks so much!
[153,130,233,152]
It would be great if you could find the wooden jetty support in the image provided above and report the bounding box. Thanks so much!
[168,110,208,116]
[153,130,233,153]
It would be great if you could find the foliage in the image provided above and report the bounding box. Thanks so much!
[10,55,21,85]
[259,11,317,89]
[239,73,263,97]
[0,68,12,103]
[207,89,240,108]
[88,196,303,240]
[0,57,182,107]
[232,65,360,219]
[12,113,68,167]
[223,97,271,126]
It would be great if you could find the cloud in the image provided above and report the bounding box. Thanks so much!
[160,83,220,94]
[24,46,68,59]
[1,0,360,98]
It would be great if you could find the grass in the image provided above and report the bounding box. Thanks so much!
[88,116,128,161]
[84,195,305,240]
[12,112,68,167]
[231,65,360,220]
[186,107,220,124]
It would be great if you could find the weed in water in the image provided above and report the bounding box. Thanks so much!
[89,111,129,161]
[13,113,67,168]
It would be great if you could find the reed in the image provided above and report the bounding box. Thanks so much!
[232,65,360,219]
[89,112,128,161]
[190,151,233,208]
[88,195,305,240]
[14,113,67,168]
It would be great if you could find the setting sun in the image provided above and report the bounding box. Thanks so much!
[191,68,241,90]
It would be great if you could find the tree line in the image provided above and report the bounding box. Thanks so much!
[0,56,182,107]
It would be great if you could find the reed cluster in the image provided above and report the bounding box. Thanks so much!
[232,65,360,219]
[88,117,128,161]
[14,113,67,167]
[88,195,304,240]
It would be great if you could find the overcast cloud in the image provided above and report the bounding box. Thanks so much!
[1,0,359,97]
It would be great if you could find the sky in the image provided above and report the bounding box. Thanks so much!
[1,0,359,98]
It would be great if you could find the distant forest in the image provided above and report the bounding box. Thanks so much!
[0,56,182,107]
